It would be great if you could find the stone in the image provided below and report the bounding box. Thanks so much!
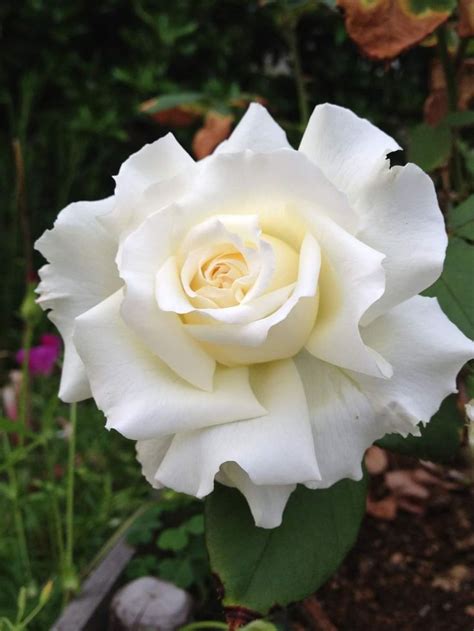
[109,576,193,631]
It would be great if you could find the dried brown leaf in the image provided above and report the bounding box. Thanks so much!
[424,58,474,125]
[192,112,233,159]
[338,0,452,60]
[365,446,389,475]
[366,495,398,520]
[458,0,474,38]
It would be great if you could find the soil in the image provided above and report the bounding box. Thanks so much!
[294,459,474,631]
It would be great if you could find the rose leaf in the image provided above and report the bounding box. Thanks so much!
[205,476,367,616]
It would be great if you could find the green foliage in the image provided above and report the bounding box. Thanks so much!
[449,195,474,241]
[424,237,474,339]
[126,496,210,591]
[0,391,148,628]
[205,478,367,615]
[408,0,456,13]
[0,580,53,631]
[376,394,464,462]
[242,622,278,631]
[408,123,451,172]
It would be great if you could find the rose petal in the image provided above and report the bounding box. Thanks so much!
[356,163,447,322]
[300,104,446,320]
[216,102,291,154]
[304,214,391,378]
[35,197,122,402]
[295,351,403,489]
[299,103,400,201]
[152,359,320,499]
[349,295,474,428]
[175,149,358,239]
[119,206,216,391]
[73,289,266,440]
[101,133,195,242]
[184,233,320,364]
[217,463,295,529]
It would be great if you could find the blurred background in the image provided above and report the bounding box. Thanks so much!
[0,1,473,629]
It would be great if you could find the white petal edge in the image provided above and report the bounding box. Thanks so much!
[217,463,295,529]
[73,289,266,440]
[304,214,392,378]
[299,103,400,202]
[216,102,291,154]
[153,359,321,499]
[119,206,216,391]
[100,133,195,241]
[295,351,410,490]
[35,197,122,402]
[300,103,446,321]
[349,295,474,428]
[356,162,447,322]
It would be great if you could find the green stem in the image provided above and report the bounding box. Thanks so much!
[436,25,464,194]
[40,394,65,570]
[80,500,155,579]
[64,402,77,582]
[437,26,457,111]
[0,432,53,474]
[17,321,33,449]
[285,17,309,130]
[179,622,228,631]
[2,434,32,585]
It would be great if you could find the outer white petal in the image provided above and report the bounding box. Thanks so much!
[300,104,446,319]
[136,437,173,489]
[349,296,474,428]
[35,197,122,402]
[300,103,400,201]
[355,163,447,322]
[101,133,195,241]
[154,359,320,498]
[216,102,291,154]
[119,207,216,391]
[73,290,266,440]
[175,149,358,238]
[304,214,391,378]
[116,133,193,196]
[295,351,404,489]
[217,463,295,529]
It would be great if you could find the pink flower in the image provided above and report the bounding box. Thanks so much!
[16,334,61,376]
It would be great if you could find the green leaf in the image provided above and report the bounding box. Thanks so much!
[140,92,204,114]
[158,557,194,589]
[376,394,463,462]
[444,111,474,128]
[408,123,451,172]
[157,527,189,551]
[408,0,456,12]
[0,418,34,438]
[424,237,474,338]
[184,513,204,535]
[205,478,367,615]
[242,622,278,631]
[448,195,474,241]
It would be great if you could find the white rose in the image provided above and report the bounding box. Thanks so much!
[36,104,473,528]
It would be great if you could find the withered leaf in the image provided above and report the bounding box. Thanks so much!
[192,111,233,159]
[338,0,456,60]
[458,0,474,38]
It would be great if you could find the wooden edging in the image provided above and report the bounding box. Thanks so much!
[51,538,135,631]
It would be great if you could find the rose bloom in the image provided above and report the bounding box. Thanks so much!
[36,104,473,527]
